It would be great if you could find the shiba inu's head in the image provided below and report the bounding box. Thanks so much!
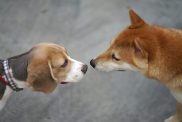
[90,9,159,74]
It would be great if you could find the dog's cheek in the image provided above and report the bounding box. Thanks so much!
[133,56,148,70]
[53,70,67,83]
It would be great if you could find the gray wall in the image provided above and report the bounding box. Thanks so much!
[0,0,182,122]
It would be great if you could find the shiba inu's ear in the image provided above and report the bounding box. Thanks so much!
[129,9,146,29]
[133,39,148,69]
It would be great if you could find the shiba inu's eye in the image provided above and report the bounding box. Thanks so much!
[112,53,120,61]
[60,59,68,68]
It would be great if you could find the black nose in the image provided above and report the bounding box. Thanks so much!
[90,59,96,68]
[81,64,88,74]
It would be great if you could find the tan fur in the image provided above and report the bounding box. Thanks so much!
[92,10,182,122]
[27,43,71,93]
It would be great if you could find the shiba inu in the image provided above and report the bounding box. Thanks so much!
[90,9,182,122]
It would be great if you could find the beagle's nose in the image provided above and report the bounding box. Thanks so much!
[90,59,96,68]
[81,64,88,74]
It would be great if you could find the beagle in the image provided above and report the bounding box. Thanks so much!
[0,43,88,110]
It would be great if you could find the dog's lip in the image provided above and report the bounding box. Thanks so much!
[116,70,126,71]
[60,82,69,84]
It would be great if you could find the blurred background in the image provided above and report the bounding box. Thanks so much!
[0,0,182,122]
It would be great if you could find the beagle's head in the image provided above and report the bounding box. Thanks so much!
[27,43,88,93]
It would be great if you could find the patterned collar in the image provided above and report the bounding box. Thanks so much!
[1,60,23,92]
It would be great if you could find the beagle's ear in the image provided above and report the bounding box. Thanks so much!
[27,59,57,94]
[48,61,58,81]
[132,39,148,69]
[129,9,146,29]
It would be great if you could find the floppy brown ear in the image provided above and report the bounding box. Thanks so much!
[129,9,146,29]
[133,39,148,69]
[27,59,57,94]
[48,60,58,81]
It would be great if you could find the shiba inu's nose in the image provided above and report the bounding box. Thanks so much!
[90,59,96,68]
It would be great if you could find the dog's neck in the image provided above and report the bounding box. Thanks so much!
[0,51,31,90]
[8,51,30,82]
[146,27,182,90]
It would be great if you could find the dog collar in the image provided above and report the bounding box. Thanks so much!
[2,60,23,92]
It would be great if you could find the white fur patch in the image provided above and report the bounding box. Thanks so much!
[164,116,174,122]
[171,90,182,104]
[64,57,85,83]
[96,61,137,72]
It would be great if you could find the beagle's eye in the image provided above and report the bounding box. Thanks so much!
[60,59,68,68]
[112,53,120,61]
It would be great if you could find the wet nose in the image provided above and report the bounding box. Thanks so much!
[90,59,96,68]
[81,64,88,74]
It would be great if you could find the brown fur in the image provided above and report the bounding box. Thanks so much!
[27,43,72,93]
[93,10,182,122]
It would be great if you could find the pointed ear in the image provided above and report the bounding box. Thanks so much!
[133,39,148,69]
[27,59,57,94]
[129,9,146,29]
